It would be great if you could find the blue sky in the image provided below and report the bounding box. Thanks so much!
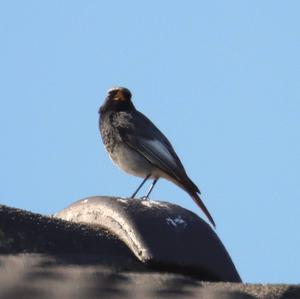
[0,1,299,284]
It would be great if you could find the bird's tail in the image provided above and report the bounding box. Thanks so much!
[163,172,216,227]
[176,176,216,228]
[189,191,216,228]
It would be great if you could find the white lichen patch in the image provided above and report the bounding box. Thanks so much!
[166,215,187,229]
[117,198,128,204]
[141,200,168,208]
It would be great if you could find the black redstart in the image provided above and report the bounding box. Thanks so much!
[99,87,215,227]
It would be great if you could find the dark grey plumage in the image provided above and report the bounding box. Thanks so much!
[99,87,215,227]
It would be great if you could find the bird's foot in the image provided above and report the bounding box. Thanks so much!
[140,196,149,200]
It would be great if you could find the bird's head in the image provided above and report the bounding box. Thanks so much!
[99,87,135,113]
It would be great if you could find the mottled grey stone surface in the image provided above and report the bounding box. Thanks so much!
[0,202,298,299]
[55,196,241,282]
[0,254,298,299]
[0,204,140,268]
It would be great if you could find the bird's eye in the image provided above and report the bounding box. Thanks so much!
[107,91,115,99]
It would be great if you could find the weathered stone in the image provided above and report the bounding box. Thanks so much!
[55,196,241,282]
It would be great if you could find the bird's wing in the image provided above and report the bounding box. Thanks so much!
[118,111,198,190]
[119,112,183,175]
[118,111,216,227]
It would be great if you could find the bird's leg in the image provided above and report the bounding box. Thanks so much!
[142,178,159,200]
[131,174,151,198]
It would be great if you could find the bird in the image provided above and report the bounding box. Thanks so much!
[99,87,215,227]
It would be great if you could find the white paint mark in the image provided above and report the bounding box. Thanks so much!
[166,216,187,228]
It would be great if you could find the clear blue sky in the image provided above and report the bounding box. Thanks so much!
[0,1,299,284]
